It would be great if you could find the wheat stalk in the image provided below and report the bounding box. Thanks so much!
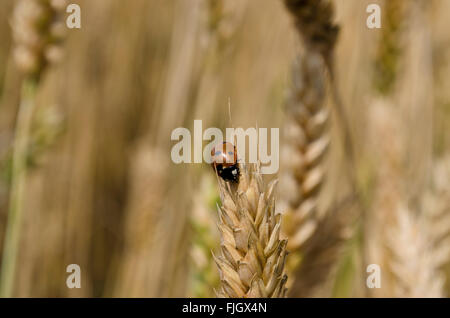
[0,0,66,297]
[188,175,220,298]
[214,163,288,298]
[373,0,406,95]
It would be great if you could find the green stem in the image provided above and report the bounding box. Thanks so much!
[0,78,37,297]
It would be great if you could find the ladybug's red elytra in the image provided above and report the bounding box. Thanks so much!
[211,142,240,183]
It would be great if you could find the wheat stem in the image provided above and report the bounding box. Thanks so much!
[0,0,66,297]
[0,79,37,297]
[188,176,220,297]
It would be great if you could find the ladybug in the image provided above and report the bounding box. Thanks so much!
[211,142,240,183]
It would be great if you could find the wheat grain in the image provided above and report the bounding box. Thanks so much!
[214,163,288,298]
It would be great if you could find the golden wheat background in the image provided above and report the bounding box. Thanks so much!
[0,0,449,297]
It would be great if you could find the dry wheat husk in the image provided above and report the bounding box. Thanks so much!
[214,163,288,298]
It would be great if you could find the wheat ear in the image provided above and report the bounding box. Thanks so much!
[387,204,450,297]
[280,0,357,297]
[0,0,66,297]
[280,0,337,257]
[288,196,356,297]
[283,0,338,66]
[12,0,67,80]
[387,157,450,298]
[283,0,354,174]
[280,52,330,253]
[214,163,288,298]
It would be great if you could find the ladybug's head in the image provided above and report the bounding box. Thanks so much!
[211,142,237,167]
[211,142,240,183]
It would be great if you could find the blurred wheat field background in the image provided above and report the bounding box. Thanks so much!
[0,0,449,298]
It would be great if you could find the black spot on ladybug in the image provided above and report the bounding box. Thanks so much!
[211,142,240,183]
